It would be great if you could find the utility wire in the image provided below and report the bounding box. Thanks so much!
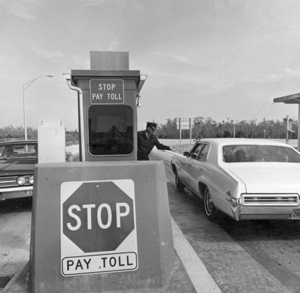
[289,81,300,93]
[263,54,300,120]
[264,79,300,119]
[254,49,300,119]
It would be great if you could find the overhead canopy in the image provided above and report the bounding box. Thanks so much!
[273,93,300,150]
[274,93,300,104]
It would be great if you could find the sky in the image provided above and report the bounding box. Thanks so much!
[1,0,300,131]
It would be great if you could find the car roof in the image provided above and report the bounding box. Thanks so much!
[0,140,37,146]
[197,138,291,147]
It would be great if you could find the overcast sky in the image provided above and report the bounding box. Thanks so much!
[1,0,300,131]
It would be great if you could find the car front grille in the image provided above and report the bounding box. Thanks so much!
[242,194,299,206]
[0,176,33,189]
[0,176,19,188]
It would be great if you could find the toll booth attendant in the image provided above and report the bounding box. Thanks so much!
[137,122,171,160]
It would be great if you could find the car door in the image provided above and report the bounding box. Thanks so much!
[178,143,203,185]
[183,143,205,192]
[186,143,210,195]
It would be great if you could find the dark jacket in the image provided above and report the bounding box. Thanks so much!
[137,130,170,160]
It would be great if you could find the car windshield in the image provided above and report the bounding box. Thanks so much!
[0,143,37,163]
[223,144,300,163]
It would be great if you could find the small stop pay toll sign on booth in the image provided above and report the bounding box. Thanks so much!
[60,179,138,276]
[90,79,124,104]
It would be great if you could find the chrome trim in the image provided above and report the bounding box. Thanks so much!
[0,175,33,188]
[0,186,33,193]
[241,193,299,206]
[0,189,33,200]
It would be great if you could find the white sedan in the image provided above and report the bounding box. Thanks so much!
[170,138,300,221]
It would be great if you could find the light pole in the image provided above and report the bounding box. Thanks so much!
[233,120,238,138]
[222,120,224,137]
[23,74,54,140]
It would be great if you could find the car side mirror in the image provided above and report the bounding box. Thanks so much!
[183,151,190,157]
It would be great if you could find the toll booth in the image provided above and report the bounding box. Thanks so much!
[28,52,175,293]
[64,52,146,162]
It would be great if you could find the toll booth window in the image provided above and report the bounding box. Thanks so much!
[89,105,134,155]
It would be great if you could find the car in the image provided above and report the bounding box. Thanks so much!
[0,140,79,201]
[0,140,37,201]
[171,138,300,221]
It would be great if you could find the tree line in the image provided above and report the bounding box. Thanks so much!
[156,117,297,139]
[0,117,296,142]
[0,126,79,145]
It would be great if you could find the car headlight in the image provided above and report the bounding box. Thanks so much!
[16,175,34,186]
[29,175,34,185]
[17,176,26,185]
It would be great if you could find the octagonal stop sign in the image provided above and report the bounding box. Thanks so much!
[61,179,138,276]
[63,181,134,252]
[60,179,138,276]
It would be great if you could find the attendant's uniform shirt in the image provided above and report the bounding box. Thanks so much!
[137,130,170,160]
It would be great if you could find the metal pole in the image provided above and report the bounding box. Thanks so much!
[22,74,53,140]
[222,121,224,137]
[189,118,192,144]
[179,118,182,147]
[298,105,300,150]
[286,115,289,144]
[64,74,86,162]
[23,84,27,141]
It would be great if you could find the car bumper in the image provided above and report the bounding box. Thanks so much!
[0,186,33,200]
[229,194,300,220]
[232,205,300,220]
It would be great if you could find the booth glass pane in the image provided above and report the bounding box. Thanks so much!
[88,105,134,155]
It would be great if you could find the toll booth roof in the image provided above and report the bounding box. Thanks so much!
[274,93,300,104]
[71,70,141,81]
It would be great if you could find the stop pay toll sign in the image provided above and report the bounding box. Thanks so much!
[60,179,138,277]
[90,79,124,104]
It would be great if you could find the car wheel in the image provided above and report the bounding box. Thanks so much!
[175,170,185,191]
[203,187,218,220]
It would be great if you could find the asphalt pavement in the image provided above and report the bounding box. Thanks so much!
[2,147,222,293]
[3,218,221,293]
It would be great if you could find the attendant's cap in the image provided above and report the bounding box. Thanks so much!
[146,122,157,130]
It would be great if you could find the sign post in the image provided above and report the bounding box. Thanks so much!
[177,118,193,145]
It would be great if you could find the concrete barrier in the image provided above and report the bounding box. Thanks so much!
[30,161,175,292]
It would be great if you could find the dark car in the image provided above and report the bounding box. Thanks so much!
[0,140,37,200]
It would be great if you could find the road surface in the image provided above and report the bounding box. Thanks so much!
[1,150,300,292]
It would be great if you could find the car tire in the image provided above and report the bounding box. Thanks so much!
[203,186,218,221]
[175,170,185,191]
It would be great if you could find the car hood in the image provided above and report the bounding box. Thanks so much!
[227,164,300,193]
[0,160,36,176]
